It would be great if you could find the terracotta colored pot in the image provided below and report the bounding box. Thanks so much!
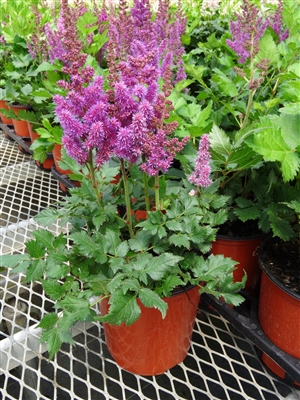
[53,143,72,175]
[9,104,31,137]
[258,259,300,385]
[99,285,200,375]
[0,100,13,124]
[27,122,54,171]
[211,233,266,296]
[27,121,39,142]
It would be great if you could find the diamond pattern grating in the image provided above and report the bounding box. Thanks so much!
[0,128,299,400]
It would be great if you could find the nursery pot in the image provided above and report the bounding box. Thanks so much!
[99,285,200,375]
[53,143,72,175]
[27,122,54,171]
[9,104,31,138]
[258,239,300,385]
[0,100,13,124]
[211,232,266,296]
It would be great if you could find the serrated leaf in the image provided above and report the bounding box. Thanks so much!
[32,230,55,249]
[40,327,62,360]
[140,253,183,282]
[255,31,279,66]
[25,259,46,282]
[129,230,152,252]
[115,241,129,257]
[209,124,231,157]
[98,291,141,325]
[34,208,59,226]
[169,233,190,248]
[121,278,140,294]
[38,313,59,329]
[69,231,104,259]
[56,295,90,313]
[41,280,65,300]
[165,220,183,231]
[25,239,47,258]
[0,254,30,268]
[212,68,238,97]
[138,288,168,318]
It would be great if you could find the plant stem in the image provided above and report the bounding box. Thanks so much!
[143,172,150,212]
[87,150,102,206]
[120,158,134,239]
[155,174,160,210]
[241,88,255,129]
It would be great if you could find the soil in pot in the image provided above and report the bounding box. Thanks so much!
[258,237,300,386]
[99,285,200,376]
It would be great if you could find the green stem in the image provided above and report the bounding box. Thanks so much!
[155,174,160,210]
[87,150,102,206]
[120,159,134,239]
[241,89,255,129]
[143,172,150,212]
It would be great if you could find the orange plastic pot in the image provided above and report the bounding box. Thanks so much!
[99,285,200,375]
[0,100,13,124]
[9,104,31,137]
[27,121,39,142]
[258,267,300,386]
[53,144,72,175]
[211,233,266,296]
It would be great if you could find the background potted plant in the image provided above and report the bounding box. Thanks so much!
[174,0,299,296]
[0,0,246,377]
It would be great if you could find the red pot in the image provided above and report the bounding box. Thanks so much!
[53,144,72,175]
[258,267,300,385]
[0,100,13,124]
[211,233,266,296]
[9,104,31,137]
[99,286,200,375]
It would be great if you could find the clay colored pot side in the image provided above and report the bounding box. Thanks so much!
[9,104,30,137]
[27,121,39,142]
[211,234,266,296]
[53,144,72,175]
[258,268,300,386]
[100,286,200,375]
[258,269,300,359]
[0,100,13,124]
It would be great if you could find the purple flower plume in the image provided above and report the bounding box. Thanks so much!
[188,135,212,188]
[226,0,268,63]
[55,0,189,174]
[268,0,289,43]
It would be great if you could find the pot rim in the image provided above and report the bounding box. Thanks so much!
[259,237,300,301]
[216,232,267,241]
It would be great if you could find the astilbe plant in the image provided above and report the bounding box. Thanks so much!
[0,0,246,358]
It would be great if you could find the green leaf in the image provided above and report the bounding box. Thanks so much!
[38,312,59,329]
[34,208,59,226]
[41,280,65,300]
[0,254,30,268]
[138,288,168,318]
[209,124,231,157]
[56,295,90,313]
[35,61,58,72]
[32,230,55,249]
[212,68,238,97]
[26,239,46,258]
[40,327,62,360]
[25,259,47,282]
[115,241,129,257]
[129,230,152,252]
[169,233,190,248]
[69,231,105,260]
[98,291,141,325]
[139,253,183,282]
[255,31,279,66]
[20,84,32,96]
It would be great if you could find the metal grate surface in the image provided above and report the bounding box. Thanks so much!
[0,129,299,400]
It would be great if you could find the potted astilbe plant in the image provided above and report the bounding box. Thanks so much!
[0,0,245,376]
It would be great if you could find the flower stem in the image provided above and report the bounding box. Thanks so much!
[87,150,102,206]
[120,159,134,239]
[155,174,160,210]
[143,172,150,212]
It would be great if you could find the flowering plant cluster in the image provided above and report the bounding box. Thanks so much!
[1,0,246,358]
